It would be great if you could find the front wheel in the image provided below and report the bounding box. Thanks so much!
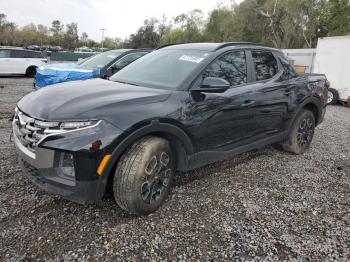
[281,109,315,155]
[25,66,37,77]
[113,136,175,215]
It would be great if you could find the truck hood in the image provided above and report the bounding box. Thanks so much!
[18,78,172,121]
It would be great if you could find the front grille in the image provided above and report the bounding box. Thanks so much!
[13,110,61,153]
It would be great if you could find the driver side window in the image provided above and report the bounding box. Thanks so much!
[203,51,247,87]
[113,52,146,70]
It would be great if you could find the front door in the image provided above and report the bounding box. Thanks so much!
[187,50,260,152]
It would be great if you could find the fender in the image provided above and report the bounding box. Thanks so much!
[101,119,194,178]
[295,96,324,125]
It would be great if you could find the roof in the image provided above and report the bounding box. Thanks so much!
[158,42,280,52]
[108,48,152,54]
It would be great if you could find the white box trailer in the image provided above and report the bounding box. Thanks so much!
[282,49,316,73]
[313,36,350,104]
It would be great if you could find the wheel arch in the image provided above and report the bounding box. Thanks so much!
[25,65,37,76]
[296,97,323,126]
[103,120,194,179]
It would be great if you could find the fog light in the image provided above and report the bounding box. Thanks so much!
[59,152,75,178]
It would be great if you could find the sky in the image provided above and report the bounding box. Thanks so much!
[0,0,242,41]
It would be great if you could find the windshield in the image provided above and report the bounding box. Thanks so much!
[80,51,123,68]
[110,49,210,90]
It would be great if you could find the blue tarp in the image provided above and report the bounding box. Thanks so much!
[35,63,100,89]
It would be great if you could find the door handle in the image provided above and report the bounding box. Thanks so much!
[240,100,256,108]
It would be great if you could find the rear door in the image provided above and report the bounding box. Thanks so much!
[0,49,11,74]
[249,50,295,136]
[27,50,46,68]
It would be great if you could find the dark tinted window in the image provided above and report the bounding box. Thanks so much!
[29,51,44,58]
[279,55,297,80]
[252,51,278,81]
[10,50,27,58]
[203,51,247,86]
[9,50,42,58]
[113,52,147,69]
[0,49,10,58]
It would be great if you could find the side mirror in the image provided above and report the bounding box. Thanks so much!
[192,77,230,93]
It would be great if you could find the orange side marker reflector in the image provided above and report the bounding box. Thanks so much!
[97,154,111,176]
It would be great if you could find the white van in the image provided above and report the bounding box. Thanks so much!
[0,48,48,77]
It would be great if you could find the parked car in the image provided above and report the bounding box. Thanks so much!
[74,46,95,53]
[0,48,47,77]
[78,48,152,77]
[40,45,63,52]
[26,45,41,51]
[13,43,328,215]
[34,48,151,89]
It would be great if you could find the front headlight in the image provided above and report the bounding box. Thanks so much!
[60,121,97,129]
[39,120,100,134]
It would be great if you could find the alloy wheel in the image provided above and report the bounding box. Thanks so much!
[297,117,314,148]
[141,152,172,204]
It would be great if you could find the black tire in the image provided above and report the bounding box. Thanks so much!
[113,136,175,215]
[25,66,37,77]
[327,88,339,105]
[281,109,315,155]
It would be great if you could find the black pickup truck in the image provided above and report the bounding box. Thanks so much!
[13,43,328,215]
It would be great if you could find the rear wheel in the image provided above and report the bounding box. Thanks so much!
[327,88,339,105]
[281,109,315,155]
[25,66,37,77]
[113,136,175,215]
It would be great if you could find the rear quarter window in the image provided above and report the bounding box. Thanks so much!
[29,51,44,58]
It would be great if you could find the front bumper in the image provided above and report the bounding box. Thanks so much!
[13,117,123,204]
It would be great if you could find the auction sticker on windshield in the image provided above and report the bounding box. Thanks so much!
[179,55,204,63]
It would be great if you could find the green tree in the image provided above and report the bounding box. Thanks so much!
[80,32,89,45]
[63,23,79,50]
[204,7,236,41]
[161,9,204,45]
[127,18,162,48]
[50,20,64,45]
[102,37,122,49]
[323,0,350,36]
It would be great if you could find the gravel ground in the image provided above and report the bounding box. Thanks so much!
[0,77,349,261]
